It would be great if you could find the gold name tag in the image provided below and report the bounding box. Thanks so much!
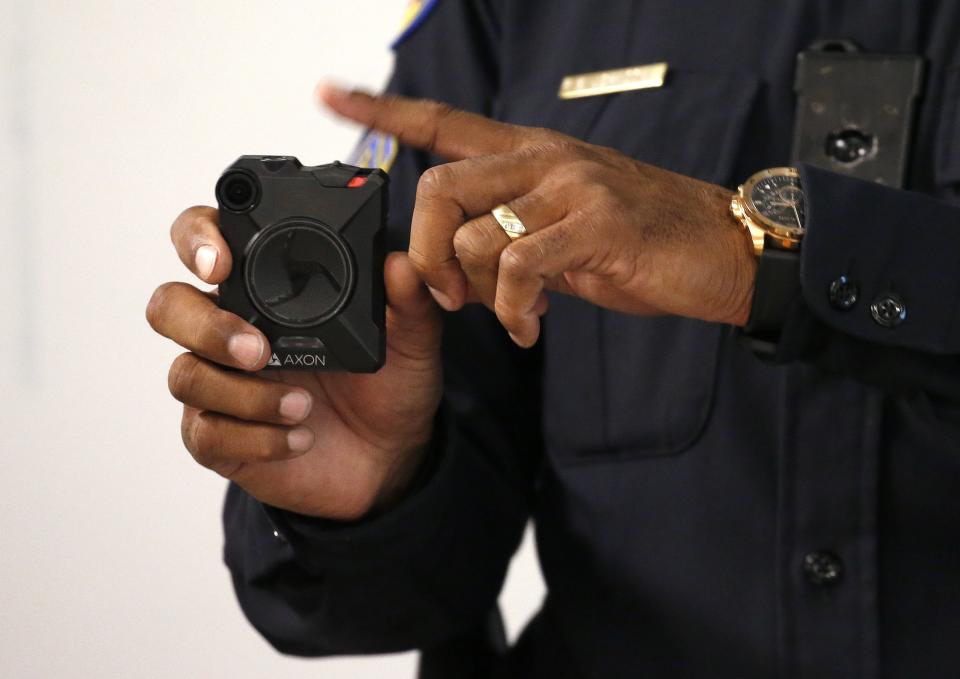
[558,62,668,100]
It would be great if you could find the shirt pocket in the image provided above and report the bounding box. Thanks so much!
[504,68,761,464]
[934,66,960,198]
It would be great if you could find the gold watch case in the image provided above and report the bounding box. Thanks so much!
[730,167,805,256]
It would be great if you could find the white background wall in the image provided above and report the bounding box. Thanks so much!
[0,2,545,677]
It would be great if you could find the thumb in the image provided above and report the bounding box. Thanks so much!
[384,251,441,360]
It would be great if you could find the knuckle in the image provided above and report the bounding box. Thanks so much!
[510,188,547,217]
[423,101,457,153]
[544,137,578,156]
[581,190,615,220]
[588,181,619,205]
[425,100,456,126]
[167,353,201,403]
[171,206,212,239]
[423,98,453,117]
[170,207,194,239]
[249,387,281,422]
[406,245,432,274]
[525,126,561,146]
[258,431,290,461]
[453,224,495,262]
[145,282,177,330]
[538,171,573,201]
[189,414,221,467]
[519,140,561,161]
[406,245,447,280]
[499,245,529,276]
[181,205,209,221]
[416,164,453,201]
[191,204,217,221]
[193,304,232,354]
[542,224,573,255]
[374,94,403,126]
[566,159,598,183]
[190,213,211,235]
[451,227,476,259]
[180,410,203,458]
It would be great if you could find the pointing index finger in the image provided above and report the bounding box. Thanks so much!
[317,83,531,160]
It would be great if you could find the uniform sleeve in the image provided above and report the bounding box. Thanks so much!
[221,0,543,656]
[775,165,960,399]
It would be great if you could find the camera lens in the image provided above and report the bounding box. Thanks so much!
[245,221,354,328]
[225,178,252,204]
[216,171,260,212]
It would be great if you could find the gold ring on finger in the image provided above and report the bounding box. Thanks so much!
[491,204,527,240]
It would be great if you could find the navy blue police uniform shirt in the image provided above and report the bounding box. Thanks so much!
[222,2,960,677]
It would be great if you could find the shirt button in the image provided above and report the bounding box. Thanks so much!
[828,276,859,310]
[870,293,907,327]
[804,550,844,586]
[267,521,286,542]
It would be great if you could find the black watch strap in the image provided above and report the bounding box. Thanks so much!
[740,245,802,353]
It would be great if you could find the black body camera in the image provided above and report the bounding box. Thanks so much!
[215,156,387,372]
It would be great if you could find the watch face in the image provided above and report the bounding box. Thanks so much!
[748,173,805,231]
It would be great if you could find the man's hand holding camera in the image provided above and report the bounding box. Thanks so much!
[147,207,441,520]
[148,86,758,521]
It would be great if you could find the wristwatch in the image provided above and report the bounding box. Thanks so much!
[730,167,806,350]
